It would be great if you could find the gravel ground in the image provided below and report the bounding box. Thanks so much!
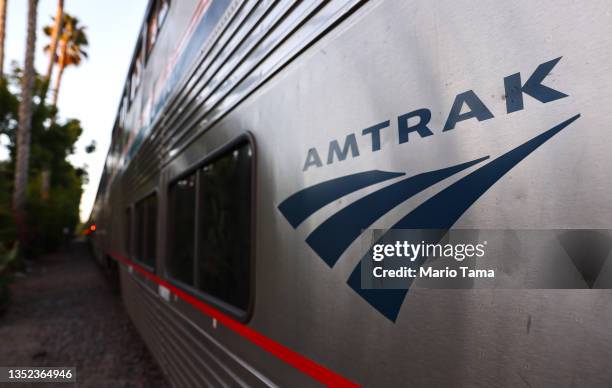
[0,241,169,387]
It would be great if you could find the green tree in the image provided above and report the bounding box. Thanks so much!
[0,78,18,237]
[1,67,87,255]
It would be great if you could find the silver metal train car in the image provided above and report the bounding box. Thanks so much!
[89,0,612,386]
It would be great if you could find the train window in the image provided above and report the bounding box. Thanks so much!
[168,174,196,285]
[145,0,169,60]
[146,6,158,56]
[144,194,157,268]
[130,54,140,102]
[125,207,132,257]
[134,200,145,263]
[120,94,128,126]
[157,0,170,28]
[197,142,252,312]
[133,194,157,268]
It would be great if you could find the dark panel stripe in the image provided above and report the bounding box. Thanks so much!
[278,170,405,228]
[306,157,489,267]
[348,114,581,322]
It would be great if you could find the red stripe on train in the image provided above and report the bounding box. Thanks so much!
[110,252,359,387]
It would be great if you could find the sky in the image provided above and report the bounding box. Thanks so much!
[0,0,148,221]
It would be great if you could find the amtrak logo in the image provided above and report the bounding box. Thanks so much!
[278,57,581,322]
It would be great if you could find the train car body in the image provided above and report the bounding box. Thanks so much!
[90,0,612,386]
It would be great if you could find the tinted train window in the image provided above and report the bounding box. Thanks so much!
[168,174,196,284]
[125,207,132,256]
[145,0,170,59]
[134,194,157,268]
[197,143,252,311]
[134,201,145,262]
[146,6,158,55]
[144,195,157,268]
[158,0,170,27]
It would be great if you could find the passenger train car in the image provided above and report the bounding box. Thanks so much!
[89,0,612,386]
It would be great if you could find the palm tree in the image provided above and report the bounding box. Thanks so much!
[13,0,38,253]
[0,0,7,78]
[41,0,63,100]
[44,13,88,110]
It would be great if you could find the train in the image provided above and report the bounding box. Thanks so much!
[89,0,612,386]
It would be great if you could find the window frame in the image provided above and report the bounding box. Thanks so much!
[165,132,256,322]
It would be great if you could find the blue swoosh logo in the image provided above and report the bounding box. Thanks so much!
[279,114,581,322]
[306,157,489,267]
[278,170,405,228]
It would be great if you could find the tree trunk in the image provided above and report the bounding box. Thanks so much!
[13,0,38,254]
[42,0,63,100]
[51,41,65,112]
[0,0,7,78]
